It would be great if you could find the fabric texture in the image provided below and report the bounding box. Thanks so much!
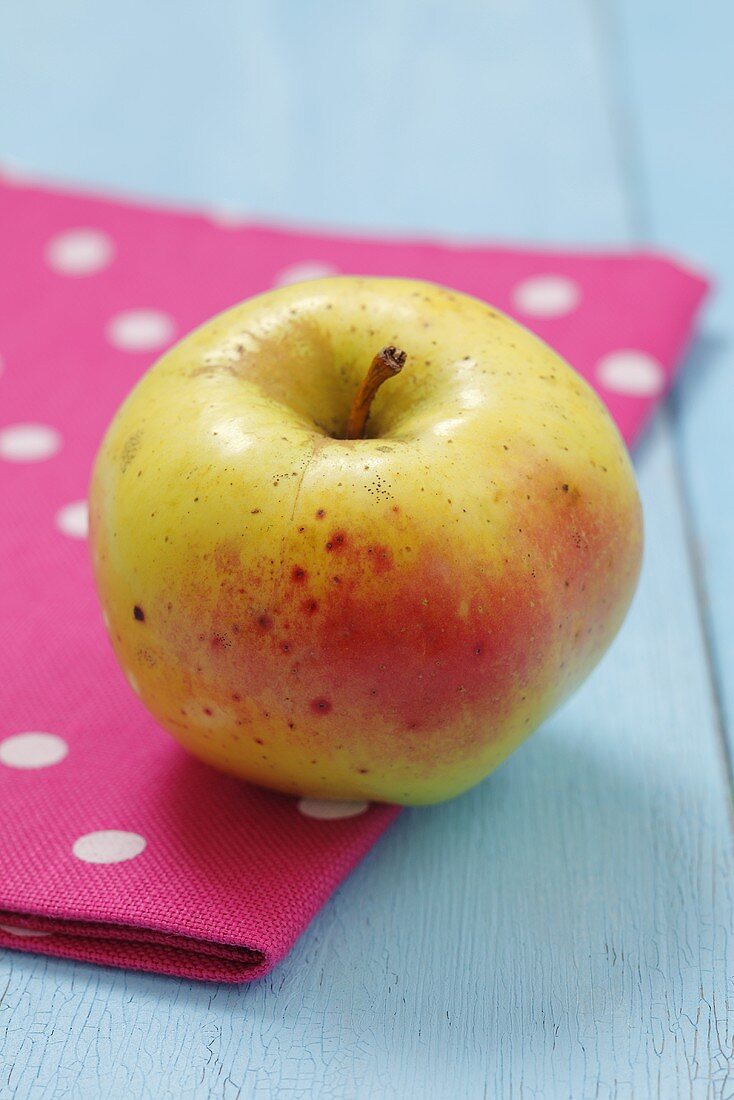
[0,176,709,981]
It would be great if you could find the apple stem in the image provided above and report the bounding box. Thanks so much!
[346,346,407,440]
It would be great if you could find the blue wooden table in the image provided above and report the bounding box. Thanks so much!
[1,2,733,1096]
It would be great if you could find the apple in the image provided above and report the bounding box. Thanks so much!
[89,277,642,805]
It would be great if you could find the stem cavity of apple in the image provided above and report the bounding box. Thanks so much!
[346,346,407,440]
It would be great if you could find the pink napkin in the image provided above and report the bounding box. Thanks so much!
[0,176,708,982]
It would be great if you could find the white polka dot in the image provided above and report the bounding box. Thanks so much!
[596,350,665,397]
[274,262,339,287]
[56,500,88,539]
[0,159,31,185]
[0,423,61,462]
[72,830,146,864]
[512,274,581,318]
[106,309,176,352]
[297,798,369,820]
[0,924,51,938]
[45,228,115,276]
[0,732,69,769]
[208,207,249,228]
[101,608,111,631]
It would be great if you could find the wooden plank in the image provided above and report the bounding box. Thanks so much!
[611,0,734,768]
[0,0,629,243]
[0,1,731,1097]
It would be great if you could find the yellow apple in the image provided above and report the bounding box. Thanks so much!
[89,277,642,805]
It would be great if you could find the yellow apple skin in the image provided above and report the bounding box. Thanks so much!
[89,277,642,805]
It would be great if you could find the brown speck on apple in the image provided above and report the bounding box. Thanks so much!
[325,531,347,552]
[368,544,394,573]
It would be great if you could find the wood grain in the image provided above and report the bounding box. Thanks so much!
[613,0,734,764]
[0,1,731,1097]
